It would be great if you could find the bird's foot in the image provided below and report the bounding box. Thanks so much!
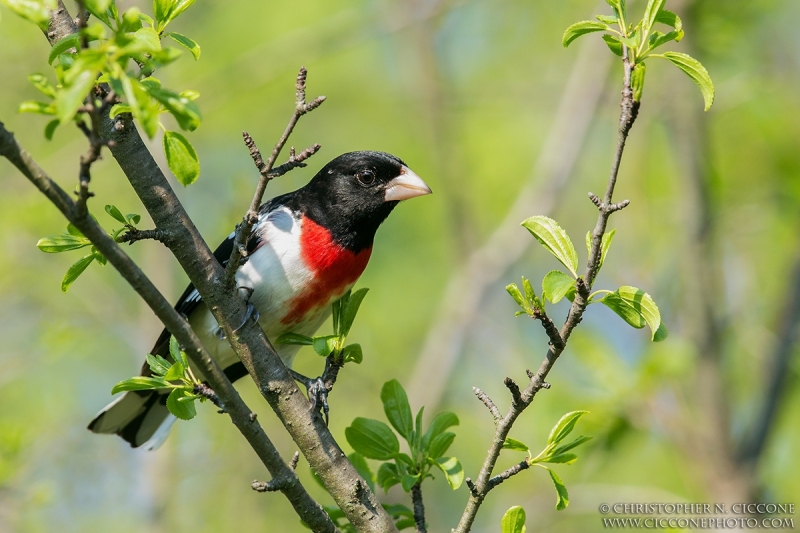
[233,287,260,333]
[289,369,330,425]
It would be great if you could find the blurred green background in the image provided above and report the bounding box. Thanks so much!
[1,0,799,531]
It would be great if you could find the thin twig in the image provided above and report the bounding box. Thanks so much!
[117,227,173,245]
[473,387,501,423]
[193,382,226,413]
[411,483,427,533]
[486,459,530,491]
[253,452,301,492]
[453,44,639,533]
[226,67,325,284]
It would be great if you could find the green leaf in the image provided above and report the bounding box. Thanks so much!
[37,233,92,252]
[647,30,683,51]
[542,271,576,305]
[55,69,96,123]
[48,33,80,64]
[312,335,339,357]
[105,204,127,224]
[345,418,399,460]
[381,380,414,442]
[542,453,578,464]
[180,89,200,101]
[521,216,578,276]
[61,253,95,292]
[506,283,530,313]
[17,101,55,114]
[422,411,459,452]
[595,14,617,25]
[347,453,375,492]
[655,9,682,32]
[586,228,616,271]
[653,321,669,342]
[502,437,530,453]
[125,213,141,225]
[631,62,646,102]
[28,73,56,98]
[66,223,83,236]
[92,248,107,266]
[602,34,623,56]
[84,0,117,27]
[163,361,185,381]
[155,0,196,32]
[414,406,424,451]
[111,376,167,394]
[433,456,463,490]
[147,87,202,131]
[543,466,569,510]
[340,287,368,337]
[163,131,200,186]
[44,119,59,140]
[145,353,171,377]
[166,32,200,59]
[501,506,527,533]
[521,277,539,308]
[169,335,189,368]
[429,432,455,459]
[641,0,666,41]
[83,0,111,17]
[659,52,714,111]
[275,332,314,346]
[552,435,592,456]
[342,344,363,364]
[376,463,401,492]
[547,410,589,446]
[601,286,662,339]
[130,27,161,55]
[562,20,608,48]
[605,0,626,17]
[1,0,50,30]
[619,29,641,49]
[400,474,419,492]
[166,388,196,420]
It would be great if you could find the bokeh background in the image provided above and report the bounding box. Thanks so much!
[1,0,799,531]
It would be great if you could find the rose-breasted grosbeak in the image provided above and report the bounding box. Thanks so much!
[88,151,431,448]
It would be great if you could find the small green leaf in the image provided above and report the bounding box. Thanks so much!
[312,335,339,357]
[83,0,111,17]
[180,89,200,101]
[605,0,626,18]
[66,223,83,237]
[340,287,368,337]
[501,506,527,533]
[521,277,538,308]
[1,0,50,30]
[521,216,578,276]
[542,453,578,464]
[166,388,196,420]
[619,29,641,49]
[347,453,375,492]
[163,131,200,186]
[595,14,617,25]
[543,466,569,510]
[547,410,589,446]
[631,62,646,102]
[155,0,196,32]
[84,0,117,27]
[653,321,669,342]
[55,69,97,123]
[659,52,715,111]
[641,0,666,38]
[381,380,414,442]
[345,418,399,460]
[275,332,314,346]
[562,20,608,48]
[28,73,56,98]
[602,34,623,56]
[145,353,171,377]
[111,376,167,394]
[502,437,530,453]
[429,432,455,459]
[146,87,202,131]
[165,32,201,59]
[163,361,185,381]
[92,249,107,265]
[105,205,127,224]
[376,463,401,492]
[125,213,141,226]
[37,234,92,252]
[506,283,530,313]
[61,254,95,291]
[647,30,683,51]
[342,344,363,364]
[433,456,464,490]
[422,411,459,452]
[414,406,424,451]
[586,229,616,271]
[44,119,59,140]
[542,271,576,304]
[552,435,592,456]
[48,33,80,64]
[169,335,189,368]
[18,100,55,114]
[601,286,662,339]
[655,9,682,32]
[400,474,419,492]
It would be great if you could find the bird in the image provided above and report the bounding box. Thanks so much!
[88,150,431,449]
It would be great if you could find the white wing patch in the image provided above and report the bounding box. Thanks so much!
[185,288,201,303]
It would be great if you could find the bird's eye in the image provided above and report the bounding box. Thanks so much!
[356,169,376,186]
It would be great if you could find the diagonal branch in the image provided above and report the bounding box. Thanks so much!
[454,44,638,533]
[0,121,337,533]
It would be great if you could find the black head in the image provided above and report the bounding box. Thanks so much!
[293,151,431,251]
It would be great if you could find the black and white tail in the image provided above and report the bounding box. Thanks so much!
[88,389,176,449]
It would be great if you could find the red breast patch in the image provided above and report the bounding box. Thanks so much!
[281,217,371,325]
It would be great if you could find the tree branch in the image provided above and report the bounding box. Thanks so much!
[411,483,426,533]
[38,7,399,532]
[453,45,638,533]
[0,121,338,533]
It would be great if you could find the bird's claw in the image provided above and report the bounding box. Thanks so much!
[232,287,259,333]
[290,370,330,425]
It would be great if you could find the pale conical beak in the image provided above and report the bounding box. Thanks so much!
[384,166,432,202]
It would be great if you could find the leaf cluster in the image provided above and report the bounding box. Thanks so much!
[12,0,202,185]
[562,0,714,110]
